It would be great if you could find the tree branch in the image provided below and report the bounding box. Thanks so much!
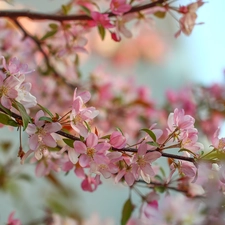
[0,107,196,164]
[0,0,165,21]
[10,18,75,89]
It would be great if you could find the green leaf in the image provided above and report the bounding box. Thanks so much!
[13,101,31,130]
[41,30,57,41]
[0,113,18,127]
[154,186,166,193]
[98,26,106,40]
[37,104,54,117]
[62,4,72,15]
[159,167,166,177]
[154,11,166,18]
[121,198,134,225]
[63,139,74,148]
[116,127,124,136]
[101,134,111,139]
[154,174,164,182]
[141,128,156,142]
[146,141,159,147]
[80,6,91,16]
[39,116,53,122]
[84,121,91,132]
[49,23,59,30]
[0,103,12,115]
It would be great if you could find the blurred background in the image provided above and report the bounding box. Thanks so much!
[0,0,225,224]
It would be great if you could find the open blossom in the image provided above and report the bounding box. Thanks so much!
[168,108,195,132]
[1,56,34,77]
[175,0,204,37]
[90,153,119,179]
[73,133,111,167]
[212,128,225,151]
[167,108,196,143]
[132,142,161,183]
[110,0,132,15]
[0,71,20,109]
[16,82,37,109]
[70,97,99,137]
[115,164,136,186]
[170,160,197,178]
[180,128,203,152]
[26,110,62,159]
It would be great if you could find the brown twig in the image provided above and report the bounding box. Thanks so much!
[0,0,165,21]
[10,18,75,89]
[0,106,196,163]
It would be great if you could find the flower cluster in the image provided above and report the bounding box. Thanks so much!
[0,56,36,109]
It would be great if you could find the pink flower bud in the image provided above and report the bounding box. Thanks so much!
[110,131,126,149]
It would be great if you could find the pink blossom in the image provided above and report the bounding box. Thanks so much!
[175,13,197,38]
[110,131,126,149]
[211,128,225,151]
[16,82,37,109]
[74,133,110,167]
[175,1,204,38]
[115,167,136,186]
[73,88,91,104]
[0,71,20,109]
[7,212,21,225]
[180,129,204,152]
[88,11,114,28]
[132,142,161,183]
[1,56,34,76]
[90,155,119,179]
[110,0,132,15]
[35,152,62,177]
[111,14,133,41]
[26,110,62,159]
[168,108,195,132]
[81,174,101,192]
[179,160,197,178]
[70,97,98,137]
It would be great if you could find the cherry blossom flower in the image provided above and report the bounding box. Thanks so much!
[175,0,204,37]
[70,96,98,137]
[90,155,119,179]
[110,0,132,16]
[74,133,111,167]
[7,212,21,225]
[180,129,203,152]
[1,56,34,82]
[26,110,62,159]
[16,81,37,109]
[115,166,136,186]
[132,142,161,183]
[35,152,62,177]
[0,71,20,109]
[167,108,195,133]
[212,128,225,151]
[110,131,126,149]
[73,88,91,104]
